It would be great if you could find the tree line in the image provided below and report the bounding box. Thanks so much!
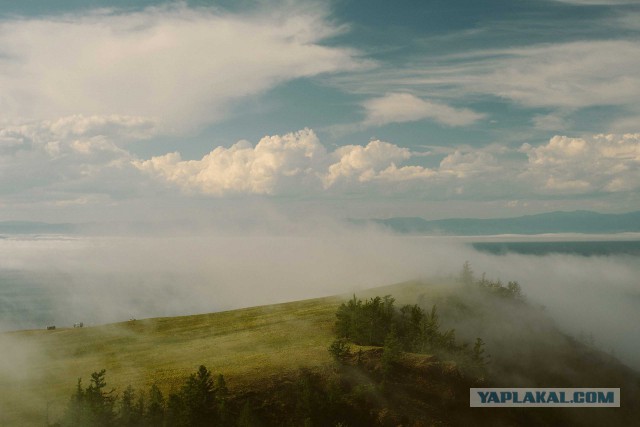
[330,294,487,376]
[53,365,233,427]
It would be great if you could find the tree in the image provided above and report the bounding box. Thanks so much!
[118,385,142,427]
[460,261,474,286]
[328,338,351,363]
[181,365,216,426]
[237,401,260,427]
[506,281,523,300]
[85,369,116,426]
[216,374,229,426]
[62,370,116,427]
[472,338,487,364]
[145,384,164,427]
[381,328,402,378]
[63,379,87,426]
[165,393,187,427]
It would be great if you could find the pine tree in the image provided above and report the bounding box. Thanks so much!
[382,328,402,378]
[215,374,229,426]
[181,365,216,426]
[85,370,116,426]
[460,261,474,286]
[145,384,165,427]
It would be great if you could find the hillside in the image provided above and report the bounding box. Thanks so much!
[1,280,639,426]
[0,296,341,426]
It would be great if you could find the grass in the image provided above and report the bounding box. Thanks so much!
[6,278,636,426]
[0,293,353,426]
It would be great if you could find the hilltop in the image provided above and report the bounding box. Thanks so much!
[1,279,638,426]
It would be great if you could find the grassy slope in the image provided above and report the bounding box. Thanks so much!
[0,295,343,426]
[2,280,639,426]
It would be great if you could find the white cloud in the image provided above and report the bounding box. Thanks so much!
[134,128,328,195]
[470,41,640,109]
[135,130,440,194]
[0,5,364,132]
[342,40,640,126]
[324,140,412,187]
[134,129,511,196]
[5,120,638,205]
[0,115,156,151]
[362,92,485,127]
[0,117,151,202]
[520,133,640,193]
[439,150,500,178]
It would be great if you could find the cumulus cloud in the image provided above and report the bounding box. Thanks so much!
[135,129,640,199]
[0,116,155,205]
[439,150,500,178]
[135,129,434,194]
[0,4,364,131]
[0,115,156,151]
[134,129,512,196]
[361,92,485,127]
[324,140,413,187]
[4,120,638,206]
[520,133,640,193]
[134,128,327,195]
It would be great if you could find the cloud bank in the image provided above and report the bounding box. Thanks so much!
[135,130,640,198]
[4,118,638,206]
[520,133,640,194]
[0,4,363,132]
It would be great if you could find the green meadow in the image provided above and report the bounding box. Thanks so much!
[1,294,345,426]
[2,279,639,426]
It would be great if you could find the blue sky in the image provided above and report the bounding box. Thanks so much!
[0,0,639,222]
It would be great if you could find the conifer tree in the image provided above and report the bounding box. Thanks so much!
[145,384,165,427]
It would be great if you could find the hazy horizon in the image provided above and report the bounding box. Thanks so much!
[1,223,639,370]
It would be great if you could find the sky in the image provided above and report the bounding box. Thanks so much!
[1,0,640,223]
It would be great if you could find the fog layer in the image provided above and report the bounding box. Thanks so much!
[0,225,638,368]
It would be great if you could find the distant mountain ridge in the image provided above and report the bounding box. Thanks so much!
[0,221,77,235]
[360,210,640,235]
[2,210,640,236]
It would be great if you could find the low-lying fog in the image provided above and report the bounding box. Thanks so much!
[1,223,639,369]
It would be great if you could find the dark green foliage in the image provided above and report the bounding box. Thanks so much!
[334,294,463,356]
[381,328,402,377]
[59,366,227,427]
[472,338,487,364]
[237,401,261,427]
[335,295,395,345]
[478,277,524,300]
[61,370,116,427]
[328,338,351,362]
[469,262,525,301]
[165,392,188,427]
[395,304,423,350]
[215,374,229,426]
[118,385,143,427]
[182,365,216,426]
[145,384,164,427]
